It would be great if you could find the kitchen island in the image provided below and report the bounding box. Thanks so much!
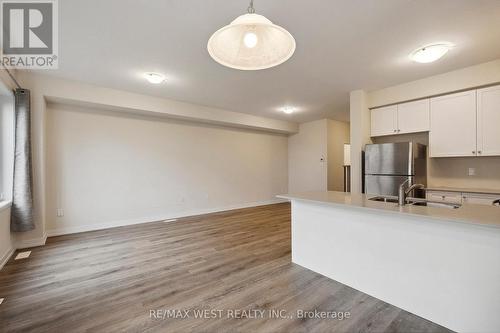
[278,191,500,333]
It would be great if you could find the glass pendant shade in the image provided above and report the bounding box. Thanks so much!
[208,13,296,70]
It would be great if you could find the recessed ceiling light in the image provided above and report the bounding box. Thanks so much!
[282,106,295,114]
[144,72,165,84]
[410,43,453,63]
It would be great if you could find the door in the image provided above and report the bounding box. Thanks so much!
[371,105,397,137]
[477,86,500,156]
[397,99,430,134]
[365,143,413,175]
[429,91,477,157]
[365,175,412,197]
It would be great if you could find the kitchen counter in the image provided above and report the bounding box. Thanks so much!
[278,191,500,229]
[426,186,500,195]
[283,191,500,332]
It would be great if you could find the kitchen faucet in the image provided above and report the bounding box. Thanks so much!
[398,179,425,206]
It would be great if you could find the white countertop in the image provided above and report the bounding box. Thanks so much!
[278,191,500,229]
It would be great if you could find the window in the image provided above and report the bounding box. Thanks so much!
[0,83,14,203]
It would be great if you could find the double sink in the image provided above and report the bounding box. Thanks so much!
[368,196,461,209]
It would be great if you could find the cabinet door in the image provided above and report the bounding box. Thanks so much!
[426,191,463,204]
[462,193,499,206]
[477,86,500,156]
[429,91,477,157]
[371,105,397,137]
[397,99,430,134]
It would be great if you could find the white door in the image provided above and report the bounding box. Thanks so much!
[477,86,500,156]
[462,193,499,206]
[429,91,477,157]
[371,105,397,137]
[397,99,430,134]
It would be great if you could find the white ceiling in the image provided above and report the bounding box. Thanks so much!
[42,0,500,123]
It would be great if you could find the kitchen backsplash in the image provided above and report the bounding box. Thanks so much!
[372,132,500,191]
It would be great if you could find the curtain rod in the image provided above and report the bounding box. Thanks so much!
[1,63,22,89]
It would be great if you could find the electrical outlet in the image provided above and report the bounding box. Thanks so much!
[56,208,64,217]
[468,168,476,176]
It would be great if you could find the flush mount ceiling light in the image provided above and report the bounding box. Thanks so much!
[144,72,165,84]
[410,43,454,63]
[207,0,296,70]
[281,106,295,114]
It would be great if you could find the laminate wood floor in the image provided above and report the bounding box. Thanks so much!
[0,203,453,333]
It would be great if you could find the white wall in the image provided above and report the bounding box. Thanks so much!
[0,93,15,269]
[0,70,16,267]
[45,104,288,235]
[288,120,328,193]
[14,72,298,245]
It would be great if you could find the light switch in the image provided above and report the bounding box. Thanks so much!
[468,168,476,176]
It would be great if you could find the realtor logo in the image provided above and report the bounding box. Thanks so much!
[1,0,58,68]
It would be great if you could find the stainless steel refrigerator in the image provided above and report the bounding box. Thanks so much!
[364,142,427,197]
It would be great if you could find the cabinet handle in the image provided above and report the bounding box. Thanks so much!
[393,129,397,133]
[397,129,401,132]
[478,151,482,154]
[472,151,476,155]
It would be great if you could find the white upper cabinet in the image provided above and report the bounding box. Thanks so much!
[371,105,397,137]
[397,99,430,134]
[371,100,429,137]
[429,91,477,157]
[477,85,500,156]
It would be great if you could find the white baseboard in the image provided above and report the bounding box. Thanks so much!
[0,246,15,270]
[47,198,287,237]
[15,233,48,249]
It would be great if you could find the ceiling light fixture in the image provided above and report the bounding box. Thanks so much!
[410,43,453,63]
[144,72,165,84]
[282,106,295,114]
[207,0,296,70]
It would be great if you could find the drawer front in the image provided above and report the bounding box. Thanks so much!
[462,193,500,206]
[426,191,463,204]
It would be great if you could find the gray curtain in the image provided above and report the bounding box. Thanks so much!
[10,88,34,232]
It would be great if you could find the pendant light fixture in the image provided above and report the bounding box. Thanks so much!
[207,0,296,70]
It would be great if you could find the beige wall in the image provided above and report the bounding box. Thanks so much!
[327,120,350,191]
[0,208,14,269]
[350,90,372,194]
[368,59,500,108]
[288,120,328,193]
[45,104,288,235]
[373,133,500,191]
